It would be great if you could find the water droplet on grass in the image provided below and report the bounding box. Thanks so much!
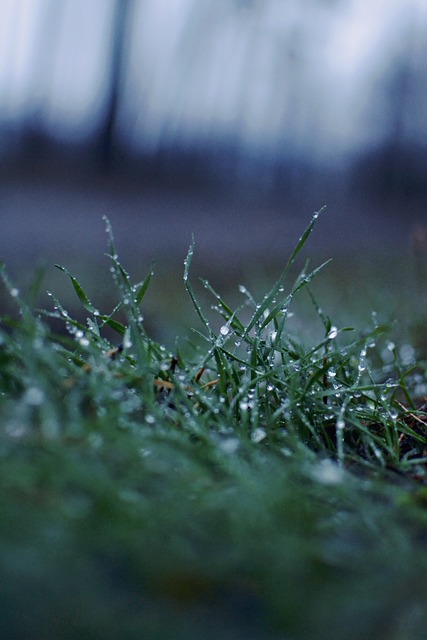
[327,326,338,340]
[24,387,45,406]
[312,459,344,485]
[336,418,345,430]
[219,438,239,454]
[281,447,292,457]
[251,428,266,443]
[220,325,230,336]
[88,433,103,449]
[5,423,27,439]
[399,344,415,365]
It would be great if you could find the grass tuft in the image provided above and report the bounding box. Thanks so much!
[0,212,427,639]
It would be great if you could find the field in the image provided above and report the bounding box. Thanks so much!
[1,212,426,639]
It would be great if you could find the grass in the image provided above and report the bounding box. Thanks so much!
[0,210,427,639]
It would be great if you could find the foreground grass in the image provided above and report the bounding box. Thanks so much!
[0,212,426,639]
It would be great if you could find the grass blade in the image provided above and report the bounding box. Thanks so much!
[135,261,155,306]
[183,238,216,340]
[55,265,97,314]
[243,208,326,338]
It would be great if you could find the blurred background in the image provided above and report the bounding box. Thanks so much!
[1,0,427,337]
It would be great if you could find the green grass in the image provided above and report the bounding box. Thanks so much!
[1,211,427,639]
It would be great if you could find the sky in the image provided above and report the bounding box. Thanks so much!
[0,0,425,161]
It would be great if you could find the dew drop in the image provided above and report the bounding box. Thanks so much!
[336,418,345,430]
[24,387,45,406]
[219,438,239,454]
[327,326,338,340]
[251,428,267,443]
[399,344,415,365]
[312,459,344,485]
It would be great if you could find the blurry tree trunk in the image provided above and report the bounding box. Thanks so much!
[381,16,418,198]
[97,0,134,172]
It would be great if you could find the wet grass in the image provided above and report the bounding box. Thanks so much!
[0,211,427,639]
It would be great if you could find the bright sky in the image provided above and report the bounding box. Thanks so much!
[0,0,425,155]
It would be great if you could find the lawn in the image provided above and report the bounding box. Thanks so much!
[0,211,426,639]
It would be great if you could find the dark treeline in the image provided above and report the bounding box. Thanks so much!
[0,0,426,212]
